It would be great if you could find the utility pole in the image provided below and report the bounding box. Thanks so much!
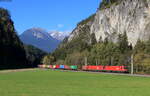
[110,57,113,66]
[85,57,88,66]
[98,59,99,66]
[131,54,134,74]
[96,59,98,66]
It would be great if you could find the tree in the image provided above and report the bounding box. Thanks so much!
[65,52,84,68]
[90,42,117,65]
[99,0,121,9]
[145,39,150,54]
[91,33,97,45]
[133,39,150,74]
[55,60,65,65]
[24,44,47,67]
[0,8,29,69]
[118,32,129,53]
[42,55,54,65]
[104,37,109,45]
[98,36,103,43]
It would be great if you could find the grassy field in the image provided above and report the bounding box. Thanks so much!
[0,69,150,96]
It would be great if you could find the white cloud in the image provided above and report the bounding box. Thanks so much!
[57,24,64,28]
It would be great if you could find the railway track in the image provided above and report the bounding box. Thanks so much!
[57,69,150,78]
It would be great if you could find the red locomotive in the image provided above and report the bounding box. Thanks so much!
[82,65,127,72]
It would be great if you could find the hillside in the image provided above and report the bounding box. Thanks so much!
[24,44,47,67]
[52,0,150,74]
[0,8,29,69]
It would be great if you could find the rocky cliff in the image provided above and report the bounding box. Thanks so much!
[68,0,150,46]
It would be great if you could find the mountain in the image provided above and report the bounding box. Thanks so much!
[0,8,29,69]
[67,0,150,46]
[20,28,61,52]
[49,31,68,41]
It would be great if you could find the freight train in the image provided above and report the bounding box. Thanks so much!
[38,65,128,72]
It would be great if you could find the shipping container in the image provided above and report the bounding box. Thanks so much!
[42,65,46,68]
[46,65,50,68]
[56,65,60,69]
[70,65,78,70]
[60,65,65,69]
[49,65,53,69]
[64,65,70,70]
[53,65,56,69]
[38,65,42,68]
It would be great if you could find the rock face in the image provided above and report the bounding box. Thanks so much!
[20,28,61,52]
[68,0,150,46]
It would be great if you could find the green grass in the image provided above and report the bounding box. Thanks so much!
[0,69,150,96]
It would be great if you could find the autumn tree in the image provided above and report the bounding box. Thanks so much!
[42,54,54,65]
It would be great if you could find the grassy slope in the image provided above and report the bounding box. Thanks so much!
[0,69,150,96]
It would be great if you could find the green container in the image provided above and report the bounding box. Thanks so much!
[70,65,78,70]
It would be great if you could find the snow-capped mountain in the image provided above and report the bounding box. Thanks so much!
[49,31,70,41]
[20,28,61,52]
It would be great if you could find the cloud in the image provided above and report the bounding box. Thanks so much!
[57,24,64,28]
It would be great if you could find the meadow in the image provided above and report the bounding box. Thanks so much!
[0,69,150,96]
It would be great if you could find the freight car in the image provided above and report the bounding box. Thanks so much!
[39,65,78,70]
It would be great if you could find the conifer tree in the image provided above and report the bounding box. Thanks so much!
[118,32,129,53]
[91,33,97,45]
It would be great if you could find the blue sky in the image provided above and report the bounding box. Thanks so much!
[0,0,101,34]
